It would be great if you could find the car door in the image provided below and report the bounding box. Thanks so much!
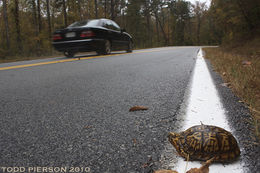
[110,21,129,50]
[103,20,118,49]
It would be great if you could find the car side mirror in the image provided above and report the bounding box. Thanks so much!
[121,28,126,33]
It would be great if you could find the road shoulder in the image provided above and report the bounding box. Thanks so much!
[204,53,260,173]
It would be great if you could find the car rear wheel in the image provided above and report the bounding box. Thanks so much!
[98,40,111,55]
[126,41,133,53]
[64,51,75,58]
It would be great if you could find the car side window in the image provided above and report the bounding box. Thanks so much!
[103,20,113,30]
[103,20,120,31]
[101,20,108,28]
[111,21,121,31]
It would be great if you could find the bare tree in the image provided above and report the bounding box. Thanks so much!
[236,0,255,30]
[151,0,168,45]
[144,0,152,46]
[62,0,68,26]
[14,0,22,51]
[192,1,206,45]
[155,17,160,43]
[95,0,98,18]
[111,0,115,20]
[3,0,10,49]
[104,0,107,18]
[77,0,82,20]
[37,0,42,32]
[31,0,38,36]
[46,0,51,39]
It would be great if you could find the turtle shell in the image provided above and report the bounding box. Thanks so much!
[168,124,240,162]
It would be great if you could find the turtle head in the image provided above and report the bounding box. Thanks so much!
[168,132,182,152]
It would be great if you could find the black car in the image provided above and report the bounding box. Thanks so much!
[52,18,133,57]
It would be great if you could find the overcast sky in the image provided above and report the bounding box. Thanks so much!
[187,0,211,7]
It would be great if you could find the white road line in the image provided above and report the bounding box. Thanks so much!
[173,49,244,173]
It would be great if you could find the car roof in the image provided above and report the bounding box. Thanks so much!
[67,18,120,29]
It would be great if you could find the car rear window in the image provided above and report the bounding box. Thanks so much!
[67,20,100,28]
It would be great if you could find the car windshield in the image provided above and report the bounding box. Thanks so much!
[67,20,100,28]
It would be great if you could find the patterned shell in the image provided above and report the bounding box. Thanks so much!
[168,124,240,162]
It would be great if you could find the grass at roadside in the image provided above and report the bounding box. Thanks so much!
[203,41,260,141]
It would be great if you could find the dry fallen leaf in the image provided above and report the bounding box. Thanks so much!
[186,167,208,173]
[129,106,148,112]
[133,138,137,145]
[242,60,252,66]
[186,158,214,173]
[84,125,92,129]
[141,157,153,168]
[142,163,149,168]
[220,82,231,87]
[154,170,178,173]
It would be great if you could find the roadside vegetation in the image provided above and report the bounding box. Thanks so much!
[204,38,260,141]
[202,0,260,141]
[1,0,259,58]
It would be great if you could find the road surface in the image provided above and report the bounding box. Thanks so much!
[0,47,258,173]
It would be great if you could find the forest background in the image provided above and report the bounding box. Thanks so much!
[0,0,259,58]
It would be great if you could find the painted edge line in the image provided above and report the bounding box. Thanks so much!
[173,48,243,173]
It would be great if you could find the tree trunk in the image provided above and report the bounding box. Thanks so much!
[176,20,185,45]
[51,1,55,29]
[167,9,170,45]
[31,0,38,36]
[114,0,119,19]
[62,0,68,26]
[3,0,10,49]
[236,0,255,30]
[14,0,22,52]
[37,0,42,32]
[197,16,201,45]
[144,0,152,47]
[95,0,98,18]
[156,17,160,44]
[155,13,168,45]
[46,0,52,39]
[172,19,176,45]
[104,0,107,18]
[111,0,115,20]
[77,0,82,20]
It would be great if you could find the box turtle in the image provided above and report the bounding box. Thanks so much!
[168,124,240,162]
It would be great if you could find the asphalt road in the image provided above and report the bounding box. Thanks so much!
[1,47,258,173]
[0,47,198,172]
